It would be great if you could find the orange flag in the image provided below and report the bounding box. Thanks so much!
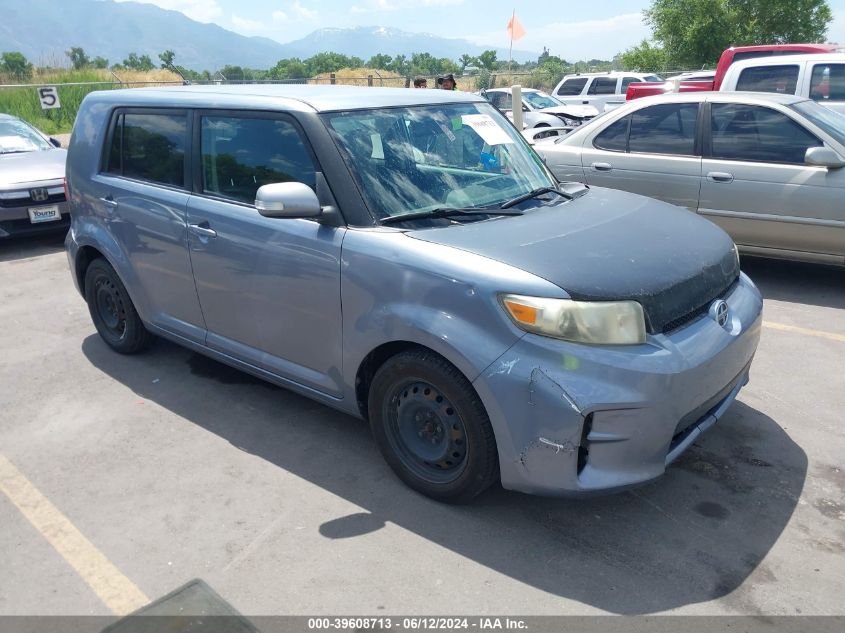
[507,12,526,42]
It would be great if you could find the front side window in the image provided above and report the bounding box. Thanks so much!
[324,103,553,221]
[710,103,821,164]
[735,65,800,94]
[200,116,316,204]
[589,77,618,95]
[628,103,699,155]
[809,63,845,101]
[557,77,588,96]
[106,112,186,187]
[487,92,513,111]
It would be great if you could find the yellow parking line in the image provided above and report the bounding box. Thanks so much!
[763,320,845,343]
[0,454,148,615]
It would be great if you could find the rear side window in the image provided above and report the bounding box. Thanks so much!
[588,77,618,95]
[629,103,699,155]
[105,112,187,187]
[593,116,630,152]
[809,63,845,101]
[620,77,641,92]
[710,103,821,164]
[557,77,588,96]
[735,65,799,94]
[200,115,316,204]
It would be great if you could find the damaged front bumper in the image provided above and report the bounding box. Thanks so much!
[472,273,763,497]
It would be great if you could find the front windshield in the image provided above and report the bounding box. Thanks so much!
[323,102,554,220]
[523,91,562,109]
[0,119,51,154]
[791,100,845,148]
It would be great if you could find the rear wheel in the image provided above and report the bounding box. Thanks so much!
[84,258,154,354]
[368,350,498,502]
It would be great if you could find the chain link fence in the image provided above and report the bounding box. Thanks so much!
[1,68,701,134]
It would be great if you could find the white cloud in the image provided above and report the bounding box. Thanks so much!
[114,0,223,23]
[350,0,462,13]
[272,10,289,22]
[231,14,270,34]
[464,13,649,61]
[290,0,318,20]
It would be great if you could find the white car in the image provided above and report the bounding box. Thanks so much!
[481,87,598,129]
[552,72,662,111]
[720,53,845,114]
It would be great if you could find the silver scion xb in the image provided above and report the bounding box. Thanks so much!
[66,85,763,502]
[537,91,845,266]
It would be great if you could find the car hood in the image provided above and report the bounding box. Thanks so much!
[0,148,67,187]
[540,104,598,118]
[406,187,739,335]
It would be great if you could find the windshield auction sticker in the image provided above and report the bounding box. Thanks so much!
[460,114,514,145]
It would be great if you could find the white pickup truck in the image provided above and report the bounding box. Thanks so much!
[720,53,845,114]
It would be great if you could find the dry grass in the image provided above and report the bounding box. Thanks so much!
[310,68,407,87]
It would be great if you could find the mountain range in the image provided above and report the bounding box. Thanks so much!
[0,0,538,71]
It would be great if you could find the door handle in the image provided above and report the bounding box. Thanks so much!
[592,162,613,172]
[707,171,734,183]
[188,223,217,238]
[99,196,118,207]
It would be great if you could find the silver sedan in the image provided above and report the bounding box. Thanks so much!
[537,91,845,266]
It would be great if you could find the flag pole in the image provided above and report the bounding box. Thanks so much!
[508,8,514,74]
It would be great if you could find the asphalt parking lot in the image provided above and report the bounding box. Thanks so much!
[1,234,843,618]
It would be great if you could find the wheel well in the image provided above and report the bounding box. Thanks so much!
[75,245,105,294]
[356,341,451,420]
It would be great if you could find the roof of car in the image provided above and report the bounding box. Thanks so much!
[626,90,810,107]
[485,87,542,94]
[727,53,845,68]
[561,71,656,79]
[84,83,485,112]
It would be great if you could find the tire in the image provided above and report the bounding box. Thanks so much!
[368,349,498,503]
[84,258,154,354]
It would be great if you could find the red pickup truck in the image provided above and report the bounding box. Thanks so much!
[625,43,844,100]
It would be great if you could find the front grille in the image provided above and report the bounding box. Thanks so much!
[0,192,66,208]
[662,277,739,334]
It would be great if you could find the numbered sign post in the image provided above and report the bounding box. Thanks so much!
[38,86,61,110]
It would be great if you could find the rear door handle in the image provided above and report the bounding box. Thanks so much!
[99,196,118,207]
[188,223,217,238]
[707,171,734,183]
[591,162,613,172]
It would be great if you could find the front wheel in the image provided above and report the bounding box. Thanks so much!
[84,258,154,354]
[368,350,498,502]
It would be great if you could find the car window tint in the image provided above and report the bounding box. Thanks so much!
[620,77,641,92]
[201,116,316,204]
[588,77,618,95]
[488,92,513,110]
[810,63,845,101]
[735,65,800,94]
[593,115,629,152]
[710,103,821,164]
[629,103,698,155]
[117,113,186,187]
[106,113,122,174]
[557,77,587,96]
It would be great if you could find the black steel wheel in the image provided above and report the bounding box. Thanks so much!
[368,349,498,502]
[84,258,154,354]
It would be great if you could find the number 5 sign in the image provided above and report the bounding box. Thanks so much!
[38,86,61,110]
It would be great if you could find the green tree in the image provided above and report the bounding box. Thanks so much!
[389,54,408,75]
[158,49,176,69]
[619,40,669,72]
[0,51,33,79]
[366,54,393,70]
[459,53,476,72]
[123,53,155,72]
[66,47,90,70]
[92,56,109,69]
[269,58,309,80]
[644,0,833,67]
[476,50,497,71]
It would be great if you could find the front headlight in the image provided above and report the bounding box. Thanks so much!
[556,114,579,126]
[500,294,646,345]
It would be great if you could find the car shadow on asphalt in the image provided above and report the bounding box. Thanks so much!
[741,256,844,310]
[0,232,67,263]
[82,335,807,615]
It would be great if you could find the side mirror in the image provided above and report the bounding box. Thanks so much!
[255,182,322,218]
[805,146,845,169]
[49,137,62,148]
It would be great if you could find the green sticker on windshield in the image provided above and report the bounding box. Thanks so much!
[451,118,463,131]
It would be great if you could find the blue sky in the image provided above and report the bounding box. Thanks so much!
[118,0,845,60]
